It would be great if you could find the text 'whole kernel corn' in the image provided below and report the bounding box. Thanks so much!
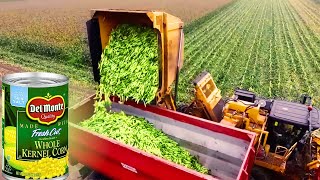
[2,73,69,180]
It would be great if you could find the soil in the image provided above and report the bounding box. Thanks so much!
[0,61,23,111]
[0,0,233,23]
[0,0,233,47]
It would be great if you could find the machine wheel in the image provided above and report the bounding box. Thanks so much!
[177,104,190,114]
[250,166,273,180]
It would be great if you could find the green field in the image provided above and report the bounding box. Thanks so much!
[179,0,320,106]
[1,0,320,106]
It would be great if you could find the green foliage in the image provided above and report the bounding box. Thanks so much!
[80,24,208,174]
[79,101,209,174]
[1,0,320,108]
[179,0,320,107]
[0,49,95,107]
[0,49,93,83]
[184,1,237,34]
[98,24,159,104]
[0,35,90,68]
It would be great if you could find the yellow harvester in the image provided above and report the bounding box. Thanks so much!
[86,9,320,179]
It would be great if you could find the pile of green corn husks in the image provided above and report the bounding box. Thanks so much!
[80,101,209,174]
[98,24,158,104]
[80,24,209,174]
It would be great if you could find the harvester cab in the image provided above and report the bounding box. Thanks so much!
[178,71,225,122]
[86,9,184,111]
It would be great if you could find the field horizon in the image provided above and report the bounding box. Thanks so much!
[0,0,320,179]
[1,0,320,108]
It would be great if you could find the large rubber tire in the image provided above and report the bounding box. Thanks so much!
[176,104,190,113]
[250,166,273,180]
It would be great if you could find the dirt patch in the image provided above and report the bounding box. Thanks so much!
[0,61,22,84]
[0,60,23,111]
[0,0,232,22]
[0,0,233,47]
[289,0,320,35]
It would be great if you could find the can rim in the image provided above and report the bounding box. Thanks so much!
[2,72,69,87]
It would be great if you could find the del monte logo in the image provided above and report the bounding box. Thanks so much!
[26,93,65,125]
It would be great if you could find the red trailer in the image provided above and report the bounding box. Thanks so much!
[69,96,256,180]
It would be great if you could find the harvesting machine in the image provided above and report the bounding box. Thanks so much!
[69,9,320,179]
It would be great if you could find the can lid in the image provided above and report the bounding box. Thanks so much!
[2,72,68,87]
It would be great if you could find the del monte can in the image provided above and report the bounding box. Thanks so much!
[2,72,69,180]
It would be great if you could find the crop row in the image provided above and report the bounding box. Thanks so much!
[290,0,320,36]
[179,0,320,107]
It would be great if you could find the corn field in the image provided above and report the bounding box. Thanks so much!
[0,0,320,106]
[179,0,320,107]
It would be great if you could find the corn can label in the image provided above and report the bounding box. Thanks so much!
[2,82,68,179]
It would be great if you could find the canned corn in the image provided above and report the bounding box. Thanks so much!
[1,72,69,180]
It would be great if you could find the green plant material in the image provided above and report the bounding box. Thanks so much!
[0,35,90,68]
[178,0,320,107]
[81,24,208,174]
[79,101,209,174]
[0,52,95,107]
[98,24,159,104]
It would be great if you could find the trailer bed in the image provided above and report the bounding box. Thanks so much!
[69,96,255,180]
